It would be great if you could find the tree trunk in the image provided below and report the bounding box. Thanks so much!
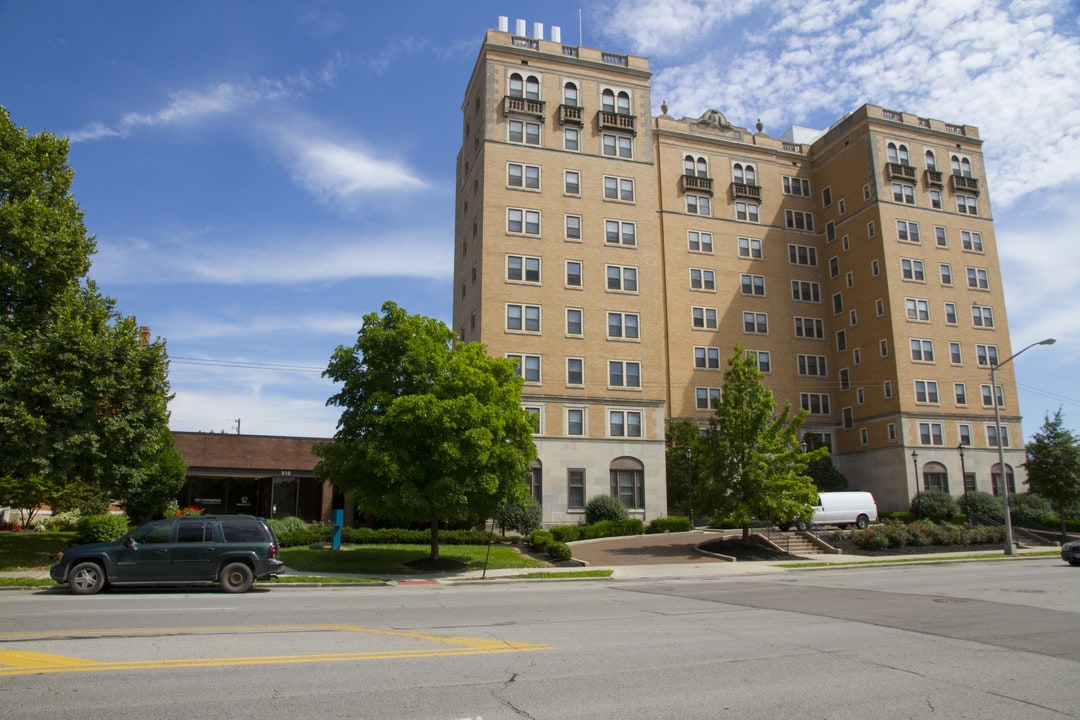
[429,515,440,560]
[741,525,750,541]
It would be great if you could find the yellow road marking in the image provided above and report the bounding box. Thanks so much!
[0,624,551,676]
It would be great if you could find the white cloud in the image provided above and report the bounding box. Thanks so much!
[161,311,365,342]
[593,0,765,57]
[167,385,339,437]
[90,226,453,286]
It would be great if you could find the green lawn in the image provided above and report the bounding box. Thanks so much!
[0,531,75,570]
[280,543,548,576]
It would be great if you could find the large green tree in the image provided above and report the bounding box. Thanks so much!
[1025,408,1080,535]
[696,345,826,539]
[0,106,185,521]
[315,302,536,561]
[665,418,700,519]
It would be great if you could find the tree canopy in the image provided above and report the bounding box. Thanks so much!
[695,344,825,538]
[1025,408,1080,533]
[315,302,536,560]
[0,106,184,522]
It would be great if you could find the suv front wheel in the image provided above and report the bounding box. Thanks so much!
[219,562,254,593]
[69,562,106,595]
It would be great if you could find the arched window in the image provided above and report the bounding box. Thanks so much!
[991,463,1015,496]
[696,157,708,177]
[563,82,578,107]
[602,89,615,112]
[744,164,757,184]
[960,158,972,178]
[924,150,937,171]
[922,461,949,492]
[610,456,644,510]
[684,155,696,175]
[733,163,745,183]
[616,91,631,115]
[898,144,910,165]
[509,73,523,98]
[887,142,899,163]
[525,75,540,101]
[950,154,962,175]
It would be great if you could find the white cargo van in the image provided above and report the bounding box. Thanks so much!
[779,491,878,530]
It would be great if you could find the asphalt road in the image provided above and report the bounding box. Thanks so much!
[2,557,1077,719]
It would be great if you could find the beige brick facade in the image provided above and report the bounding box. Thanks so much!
[454,28,1023,518]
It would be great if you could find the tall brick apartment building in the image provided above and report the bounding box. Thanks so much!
[452,18,1023,522]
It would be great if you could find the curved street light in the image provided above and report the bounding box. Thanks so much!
[991,337,1055,556]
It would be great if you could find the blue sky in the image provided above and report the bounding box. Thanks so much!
[3,0,1078,439]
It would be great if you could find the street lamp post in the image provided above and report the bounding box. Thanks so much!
[911,449,919,491]
[685,447,695,531]
[991,337,1056,556]
[958,442,970,527]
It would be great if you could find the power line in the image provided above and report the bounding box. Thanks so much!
[169,356,325,373]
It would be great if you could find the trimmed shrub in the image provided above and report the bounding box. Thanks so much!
[546,541,573,561]
[958,491,1003,522]
[910,490,960,522]
[880,511,916,523]
[1009,492,1053,521]
[647,516,692,534]
[585,519,644,539]
[550,525,584,543]
[904,519,936,546]
[75,514,131,544]
[585,495,629,524]
[267,516,308,536]
[851,525,891,550]
[495,498,543,536]
[528,529,554,554]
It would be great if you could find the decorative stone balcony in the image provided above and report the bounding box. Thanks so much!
[598,110,636,134]
[503,95,545,119]
[886,162,917,182]
[680,174,713,195]
[730,182,761,201]
[925,169,944,188]
[950,174,980,194]
[558,104,584,127]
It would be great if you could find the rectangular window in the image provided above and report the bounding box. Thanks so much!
[897,220,921,243]
[919,422,944,445]
[930,189,942,209]
[507,162,540,189]
[976,344,999,367]
[602,134,632,158]
[606,265,638,292]
[966,267,989,289]
[746,349,771,373]
[567,469,586,508]
[981,383,1004,408]
[949,342,962,364]
[801,393,831,415]
[958,424,972,446]
[788,244,817,266]
[566,357,584,385]
[690,268,716,291]
[915,380,940,404]
[783,176,811,196]
[564,127,580,151]
[839,368,850,390]
[961,230,984,252]
[738,237,762,258]
[987,424,1010,448]
[794,316,824,339]
[836,330,847,351]
[696,387,721,410]
[605,219,637,246]
[687,194,712,215]
[508,119,540,145]
[689,231,714,253]
[564,170,580,195]
[892,182,915,204]
[944,302,958,325]
[566,308,583,336]
[957,194,978,215]
[901,258,925,281]
[829,256,840,278]
[608,360,641,388]
[797,355,827,376]
[791,280,821,303]
[785,209,815,231]
[955,382,967,405]
[609,410,643,438]
[692,306,718,329]
[742,312,768,334]
[910,338,935,362]
[507,208,540,235]
[741,274,766,296]
[610,469,644,510]
[604,175,635,201]
[507,354,541,383]
[565,214,582,240]
[607,312,640,340]
[971,305,995,328]
[935,226,947,247]
[735,201,759,222]
[506,304,540,333]
[506,255,541,283]
[567,410,584,437]
[940,263,952,285]
[832,292,844,315]
[906,298,930,321]
[694,346,721,369]
[565,260,582,287]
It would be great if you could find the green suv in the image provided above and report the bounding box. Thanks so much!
[50,515,284,594]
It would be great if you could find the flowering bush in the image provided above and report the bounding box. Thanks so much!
[174,506,204,516]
